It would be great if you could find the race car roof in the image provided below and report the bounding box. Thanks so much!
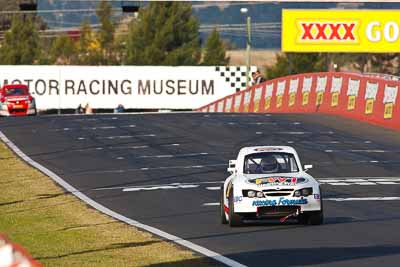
[239,146,297,155]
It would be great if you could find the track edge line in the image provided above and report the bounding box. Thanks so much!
[0,130,246,267]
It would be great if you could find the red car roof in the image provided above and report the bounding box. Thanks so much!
[1,84,29,90]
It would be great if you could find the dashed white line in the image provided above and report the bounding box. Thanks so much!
[326,197,400,201]
[82,163,226,174]
[123,184,199,192]
[94,181,224,191]
[325,149,394,153]
[97,134,156,139]
[203,203,220,206]
[138,152,210,159]
[206,187,221,191]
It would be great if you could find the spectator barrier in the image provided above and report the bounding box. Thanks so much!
[0,235,42,267]
[197,72,400,131]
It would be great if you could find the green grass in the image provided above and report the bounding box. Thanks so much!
[0,141,216,267]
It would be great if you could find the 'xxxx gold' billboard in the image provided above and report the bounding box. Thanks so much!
[282,9,400,52]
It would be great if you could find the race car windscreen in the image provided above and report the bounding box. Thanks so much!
[243,152,299,174]
[5,88,28,96]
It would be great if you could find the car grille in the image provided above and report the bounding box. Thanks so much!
[262,188,294,197]
[257,206,300,217]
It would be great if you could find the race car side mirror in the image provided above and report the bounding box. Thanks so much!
[227,160,237,174]
[304,164,313,172]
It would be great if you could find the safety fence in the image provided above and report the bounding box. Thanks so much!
[0,235,42,267]
[197,72,400,130]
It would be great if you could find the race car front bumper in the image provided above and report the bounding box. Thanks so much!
[233,195,321,214]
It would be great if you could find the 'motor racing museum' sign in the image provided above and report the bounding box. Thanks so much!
[282,9,400,52]
[0,66,254,110]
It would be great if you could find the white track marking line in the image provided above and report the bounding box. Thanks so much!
[326,197,400,201]
[325,149,396,153]
[203,203,220,206]
[354,182,377,185]
[206,187,221,191]
[138,152,210,159]
[94,181,224,191]
[0,131,245,267]
[83,163,226,174]
[123,184,199,192]
[109,145,149,150]
[97,134,156,139]
[326,182,351,185]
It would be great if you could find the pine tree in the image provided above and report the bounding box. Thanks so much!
[77,20,102,65]
[265,53,325,79]
[0,15,41,65]
[125,2,201,65]
[202,28,229,66]
[96,0,116,64]
[50,34,76,64]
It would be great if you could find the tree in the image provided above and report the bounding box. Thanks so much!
[265,53,325,79]
[50,34,76,64]
[96,0,116,64]
[202,28,229,66]
[0,15,41,65]
[125,2,201,65]
[76,20,102,65]
[331,53,371,73]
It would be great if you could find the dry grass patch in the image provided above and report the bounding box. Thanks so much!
[0,141,216,267]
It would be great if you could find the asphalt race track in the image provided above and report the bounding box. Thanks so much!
[2,113,400,267]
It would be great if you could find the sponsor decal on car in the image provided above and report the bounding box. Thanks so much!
[314,194,320,200]
[254,177,306,186]
[252,197,308,207]
[253,147,283,152]
[234,196,243,203]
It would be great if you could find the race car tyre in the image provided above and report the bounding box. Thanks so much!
[297,214,308,225]
[308,210,324,225]
[220,187,228,224]
[228,190,243,227]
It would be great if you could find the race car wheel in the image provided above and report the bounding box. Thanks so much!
[309,187,324,225]
[308,210,324,225]
[220,187,228,224]
[228,190,243,227]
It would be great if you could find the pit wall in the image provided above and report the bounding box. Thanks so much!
[197,72,400,131]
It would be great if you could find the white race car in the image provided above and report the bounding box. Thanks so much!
[221,146,323,227]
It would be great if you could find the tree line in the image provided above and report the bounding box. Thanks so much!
[0,1,229,66]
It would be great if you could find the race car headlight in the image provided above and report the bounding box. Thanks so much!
[301,188,312,196]
[247,190,256,198]
[243,190,264,198]
[293,187,313,197]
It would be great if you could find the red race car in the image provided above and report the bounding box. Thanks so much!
[0,85,37,116]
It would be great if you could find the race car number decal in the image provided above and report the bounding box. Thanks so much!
[252,197,308,207]
[255,177,298,186]
[254,147,283,152]
[234,196,243,203]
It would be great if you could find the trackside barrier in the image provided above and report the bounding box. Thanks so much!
[0,235,42,267]
[197,72,400,131]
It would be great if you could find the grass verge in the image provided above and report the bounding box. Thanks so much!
[0,141,216,267]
